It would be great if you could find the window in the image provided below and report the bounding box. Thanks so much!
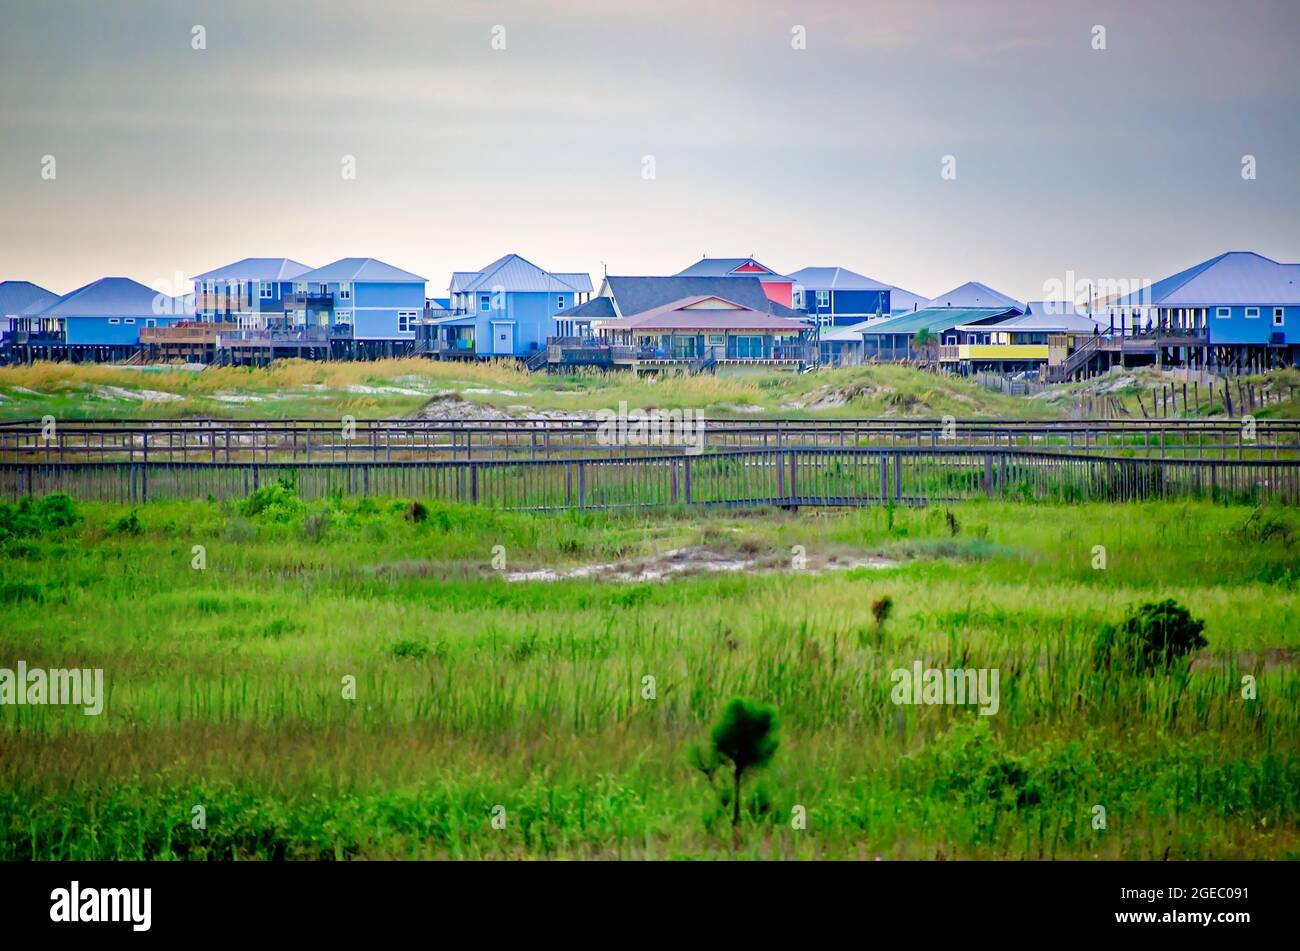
[816,290,830,308]
[479,294,491,313]
[335,309,353,322]
[793,289,804,309]
[108,318,120,324]
[1216,307,1230,319]
[1275,307,1286,326]
[259,282,272,299]
[556,295,566,311]
[1245,307,1260,319]
[146,319,156,328]
[124,318,136,324]
[295,283,306,293]
[339,283,351,301]
[398,311,418,333]
[734,335,763,359]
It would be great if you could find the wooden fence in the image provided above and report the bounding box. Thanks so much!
[2,417,1298,464]
[3,448,1297,509]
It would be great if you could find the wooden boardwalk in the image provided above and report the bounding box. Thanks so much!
[2,417,1298,464]
[3,447,1297,509]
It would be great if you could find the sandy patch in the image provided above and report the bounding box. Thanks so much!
[505,546,898,583]
[91,385,183,403]
[346,383,432,396]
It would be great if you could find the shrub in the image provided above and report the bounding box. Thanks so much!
[0,493,80,541]
[1093,599,1208,673]
[692,698,779,828]
[1237,506,1293,544]
[404,500,429,524]
[389,638,429,660]
[110,510,143,536]
[239,478,304,523]
[35,493,79,529]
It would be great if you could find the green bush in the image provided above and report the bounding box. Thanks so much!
[0,493,80,541]
[110,510,143,536]
[1093,598,1208,673]
[239,478,304,523]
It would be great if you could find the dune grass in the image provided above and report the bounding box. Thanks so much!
[0,359,1054,421]
[1,492,1297,859]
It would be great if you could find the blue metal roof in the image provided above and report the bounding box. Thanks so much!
[675,257,787,281]
[928,281,1023,310]
[35,277,182,317]
[457,254,589,294]
[553,272,595,293]
[0,281,60,318]
[296,258,426,283]
[969,303,1102,333]
[886,284,930,312]
[1115,251,1300,306]
[785,267,889,292]
[192,257,314,282]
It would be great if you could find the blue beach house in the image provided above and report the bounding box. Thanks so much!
[438,254,593,357]
[26,277,189,360]
[192,257,313,328]
[786,267,892,327]
[287,258,427,345]
[1110,251,1299,370]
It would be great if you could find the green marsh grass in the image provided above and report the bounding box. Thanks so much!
[0,495,1297,858]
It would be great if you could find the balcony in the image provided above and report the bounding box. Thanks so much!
[284,292,334,310]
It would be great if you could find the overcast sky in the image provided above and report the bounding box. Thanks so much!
[2,0,1297,302]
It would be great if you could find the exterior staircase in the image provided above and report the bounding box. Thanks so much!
[1048,334,1103,383]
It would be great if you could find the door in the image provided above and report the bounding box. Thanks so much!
[492,322,515,355]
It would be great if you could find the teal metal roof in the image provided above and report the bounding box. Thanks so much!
[858,306,1015,336]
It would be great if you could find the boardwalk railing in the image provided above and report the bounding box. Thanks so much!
[3,448,1297,508]
[1,417,1298,464]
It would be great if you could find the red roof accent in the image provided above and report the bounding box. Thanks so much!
[731,261,769,274]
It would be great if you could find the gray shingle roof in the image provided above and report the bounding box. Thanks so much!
[556,296,617,320]
[602,276,797,318]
